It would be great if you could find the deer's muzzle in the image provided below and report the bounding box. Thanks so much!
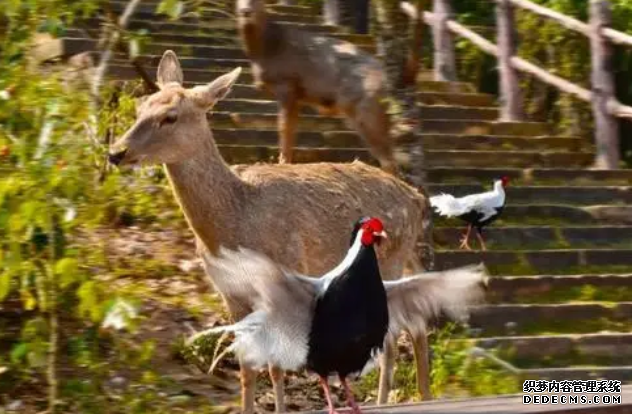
[108,149,128,166]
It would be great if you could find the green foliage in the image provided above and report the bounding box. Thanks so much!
[357,324,520,403]
[0,2,187,411]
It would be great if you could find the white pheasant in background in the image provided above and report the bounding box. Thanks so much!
[430,177,509,251]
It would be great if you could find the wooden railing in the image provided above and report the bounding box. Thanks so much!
[400,0,632,169]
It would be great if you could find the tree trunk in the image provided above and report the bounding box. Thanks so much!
[372,0,433,271]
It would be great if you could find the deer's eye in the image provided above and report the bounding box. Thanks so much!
[161,111,178,127]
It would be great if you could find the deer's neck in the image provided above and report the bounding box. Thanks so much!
[164,139,245,255]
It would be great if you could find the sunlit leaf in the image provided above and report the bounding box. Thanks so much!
[0,271,12,301]
[55,257,80,288]
[102,298,138,331]
[129,38,140,59]
[157,0,184,19]
[77,280,101,322]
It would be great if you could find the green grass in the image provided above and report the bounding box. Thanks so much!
[356,325,521,403]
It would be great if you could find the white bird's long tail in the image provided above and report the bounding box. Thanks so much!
[187,310,270,374]
[429,193,467,217]
[189,247,315,373]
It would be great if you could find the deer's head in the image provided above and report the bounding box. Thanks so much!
[235,0,266,26]
[108,50,241,166]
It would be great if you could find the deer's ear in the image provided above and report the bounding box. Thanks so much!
[190,67,241,108]
[157,50,183,86]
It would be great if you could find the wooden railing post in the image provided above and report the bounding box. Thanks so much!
[590,0,620,169]
[496,0,524,121]
[432,0,457,81]
[323,0,341,26]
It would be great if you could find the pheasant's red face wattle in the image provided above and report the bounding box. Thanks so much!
[360,217,387,246]
[501,176,510,187]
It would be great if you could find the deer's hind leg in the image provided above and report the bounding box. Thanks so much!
[240,360,257,414]
[275,84,299,165]
[269,364,286,413]
[345,98,399,176]
[410,330,433,401]
[377,335,397,405]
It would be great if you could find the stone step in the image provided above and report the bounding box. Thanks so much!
[426,167,632,186]
[419,120,552,136]
[82,17,339,35]
[471,205,632,226]
[68,27,373,50]
[477,333,632,367]
[434,226,632,251]
[469,302,632,336]
[419,105,498,120]
[213,128,583,151]
[108,1,321,24]
[211,111,559,140]
[399,149,593,168]
[435,249,632,275]
[214,99,500,120]
[215,143,593,169]
[428,184,632,205]
[112,0,317,16]
[54,37,250,60]
[488,274,632,304]
[417,91,495,107]
[267,4,318,16]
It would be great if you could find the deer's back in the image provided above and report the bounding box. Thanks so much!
[248,24,386,108]
[229,161,427,279]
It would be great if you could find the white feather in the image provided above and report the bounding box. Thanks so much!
[383,263,488,340]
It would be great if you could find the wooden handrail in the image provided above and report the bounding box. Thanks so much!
[401,0,629,169]
[509,0,632,48]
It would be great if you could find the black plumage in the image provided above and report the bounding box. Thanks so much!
[307,218,389,379]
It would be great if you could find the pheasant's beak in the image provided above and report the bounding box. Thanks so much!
[375,230,388,240]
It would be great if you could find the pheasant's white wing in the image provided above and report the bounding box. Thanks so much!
[383,264,488,340]
[198,247,317,371]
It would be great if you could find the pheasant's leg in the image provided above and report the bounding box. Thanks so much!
[459,225,473,250]
[475,228,487,251]
[339,375,362,414]
[319,376,340,414]
[269,364,286,413]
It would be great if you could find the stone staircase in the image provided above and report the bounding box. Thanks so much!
[40,0,632,385]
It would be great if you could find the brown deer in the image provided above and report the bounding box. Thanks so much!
[235,0,399,175]
[108,51,432,413]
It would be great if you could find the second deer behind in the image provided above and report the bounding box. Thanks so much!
[235,0,399,175]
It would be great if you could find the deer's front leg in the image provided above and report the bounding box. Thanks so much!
[275,84,299,164]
